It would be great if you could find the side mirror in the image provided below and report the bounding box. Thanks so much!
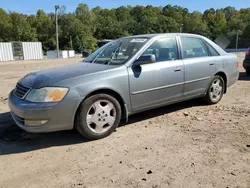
[133,54,156,66]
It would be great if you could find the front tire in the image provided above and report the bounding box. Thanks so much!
[76,94,121,140]
[204,75,225,105]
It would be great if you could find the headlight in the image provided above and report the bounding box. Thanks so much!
[25,87,69,102]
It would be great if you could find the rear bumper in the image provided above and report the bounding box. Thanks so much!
[8,90,82,133]
[227,70,239,88]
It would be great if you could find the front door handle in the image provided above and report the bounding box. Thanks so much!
[175,67,181,72]
[209,63,215,66]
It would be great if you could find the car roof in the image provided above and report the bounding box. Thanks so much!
[122,33,228,58]
[122,33,203,39]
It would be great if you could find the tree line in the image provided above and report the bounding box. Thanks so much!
[0,4,250,53]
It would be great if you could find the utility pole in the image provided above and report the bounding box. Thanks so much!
[55,5,60,58]
[180,24,184,33]
[236,30,239,53]
[70,35,73,50]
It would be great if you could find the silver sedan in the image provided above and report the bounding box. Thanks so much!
[9,33,239,140]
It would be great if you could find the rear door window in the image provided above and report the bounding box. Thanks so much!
[207,44,220,56]
[181,37,209,59]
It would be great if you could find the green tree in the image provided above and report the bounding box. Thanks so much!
[9,12,37,41]
[60,13,97,52]
[203,8,227,39]
[184,11,208,35]
[1,4,250,50]
[0,8,12,41]
[35,9,55,51]
[75,3,96,33]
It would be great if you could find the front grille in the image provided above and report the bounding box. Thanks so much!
[14,83,31,99]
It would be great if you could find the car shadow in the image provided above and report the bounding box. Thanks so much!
[238,72,250,81]
[0,99,204,155]
[122,99,204,125]
[0,112,88,155]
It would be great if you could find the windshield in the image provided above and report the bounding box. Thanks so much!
[83,37,149,65]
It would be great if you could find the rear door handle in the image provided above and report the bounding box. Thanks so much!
[209,63,215,66]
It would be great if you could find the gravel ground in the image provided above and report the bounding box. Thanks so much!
[0,56,249,188]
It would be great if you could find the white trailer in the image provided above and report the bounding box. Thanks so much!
[0,42,14,62]
[22,42,43,60]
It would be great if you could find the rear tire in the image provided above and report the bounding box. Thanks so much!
[203,75,225,105]
[76,94,121,140]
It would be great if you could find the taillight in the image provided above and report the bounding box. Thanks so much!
[246,51,249,57]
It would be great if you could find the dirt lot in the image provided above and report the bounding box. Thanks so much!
[0,56,249,188]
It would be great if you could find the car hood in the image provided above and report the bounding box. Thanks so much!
[18,62,117,88]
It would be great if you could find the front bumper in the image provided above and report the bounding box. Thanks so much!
[8,90,82,133]
[243,59,250,71]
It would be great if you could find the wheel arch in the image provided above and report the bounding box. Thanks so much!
[74,88,128,127]
[215,71,227,93]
